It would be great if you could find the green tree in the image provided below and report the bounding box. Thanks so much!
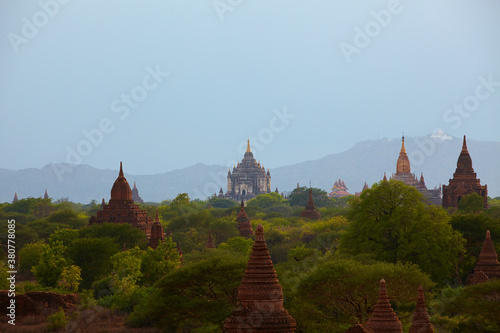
[288,186,329,207]
[0,261,9,290]
[109,249,143,292]
[67,237,120,289]
[58,265,82,292]
[141,240,181,286]
[77,222,147,249]
[130,250,247,331]
[458,192,485,213]
[247,192,288,209]
[32,241,67,287]
[290,257,433,331]
[18,240,50,273]
[207,197,239,209]
[218,237,254,256]
[340,180,466,282]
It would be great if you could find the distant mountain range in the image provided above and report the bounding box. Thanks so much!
[2,135,499,203]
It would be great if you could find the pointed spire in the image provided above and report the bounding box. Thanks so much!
[246,139,251,153]
[133,181,137,189]
[224,224,297,332]
[206,229,216,249]
[12,192,18,203]
[148,209,164,249]
[401,133,406,153]
[363,182,369,191]
[469,230,500,284]
[119,161,124,177]
[236,200,254,237]
[101,198,106,207]
[365,279,403,333]
[462,135,468,152]
[456,135,474,171]
[154,209,159,222]
[297,182,300,189]
[301,189,321,220]
[409,286,434,333]
[44,188,49,199]
[396,134,411,174]
[383,172,388,181]
[110,162,133,202]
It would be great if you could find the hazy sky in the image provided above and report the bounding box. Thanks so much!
[1,1,499,175]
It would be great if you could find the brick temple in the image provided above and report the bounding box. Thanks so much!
[131,181,144,203]
[223,140,271,202]
[224,224,297,332]
[235,200,254,238]
[409,286,434,333]
[442,135,488,209]
[468,230,500,284]
[365,279,403,333]
[301,188,321,220]
[89,162,153,236]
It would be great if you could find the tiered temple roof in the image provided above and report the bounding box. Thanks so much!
[329,178,351,198]
[131,181,144,203]
[388,136,441,205]
[468,230,500,284]
[89,162,153,235]
[301,189,321,220]
[365,279,403,333]
[224,140,271,202]
[409,286,434,333]
[236,200,254,238]
[442,136,488,209]
[148,210,165,249]
[224,224,297,332]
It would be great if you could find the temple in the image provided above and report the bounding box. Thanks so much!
[12,192,18,203]
[442,136,488,209]
[223,140,271,202]
[236,200,254,238]
[301,189,321,220]
[365,279,403,333]
[43,188,49,199]
[131,181,144,203]
[468,230,500,284]
[89,162,153,235]
[328,178,351,198]
[388,135,441,205]
[409,286,434,333]
[148,210,165,249]
[206,229,216,249]
[224,224,297,332]
[355,182,370,196]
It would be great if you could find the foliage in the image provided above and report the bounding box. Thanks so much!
[32,241,67,287]
[246,192,288,209]
[46,307,68,332]
[0,261,9,290]
[58,265,82,292]
[140,240,181,286]
[110,249,144,292]
[18,240,50,273]
[207,196,239,209]
[77,222,147,249]
[129,250,247,331]
[289,257,433,331]
[67,237,120,289]
[288,186,330,207]
[218,237,254,256]
[340,180,466,282]
[458,192,485,213]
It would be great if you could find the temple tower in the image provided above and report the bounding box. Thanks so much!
[442,136,488,209]
[148,210,165,249]
[12,192,18,203]
[131,181,144,203]
[206,229,216,249]
[224,224,297,332]
[468,230,500,284]
[224,140,271,202]
[365,279,403,333]
[409,286,434,333]
[89,162,153,235]
[301,189,321,220]
[236,200,254,238]
[43,188,49,199]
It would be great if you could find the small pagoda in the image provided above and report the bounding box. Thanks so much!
[409,286,434,333]
[89,162,153,235]
[12,193,19,203]
[329,178,351,198]
[468,230,500,284]
[301,189,321,220]
[206,229,216,249]
[148,210,165,249]
[236,200,254,238]
[365,279,403,333]
[224,224,297,332]
[131,181,144,203]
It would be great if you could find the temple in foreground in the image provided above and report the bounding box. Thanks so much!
[468,230,500,284]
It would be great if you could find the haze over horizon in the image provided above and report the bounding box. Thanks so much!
[1,1,499,175]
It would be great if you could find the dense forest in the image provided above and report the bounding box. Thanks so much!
[1,180,500,332]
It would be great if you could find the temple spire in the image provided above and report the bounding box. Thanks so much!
[396,134,411,174]
[206,229,216,249]
[401,134,406,153]
[44,188,49,199]
[236,200,254,237]
[246,139,251,153]
[462,135,468,152]
[12,192,18,203]
[366,279,403,333]
[301,189,321,220]
[119,161,124,177]
[468,230,500,284]
[409,286,434,333]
